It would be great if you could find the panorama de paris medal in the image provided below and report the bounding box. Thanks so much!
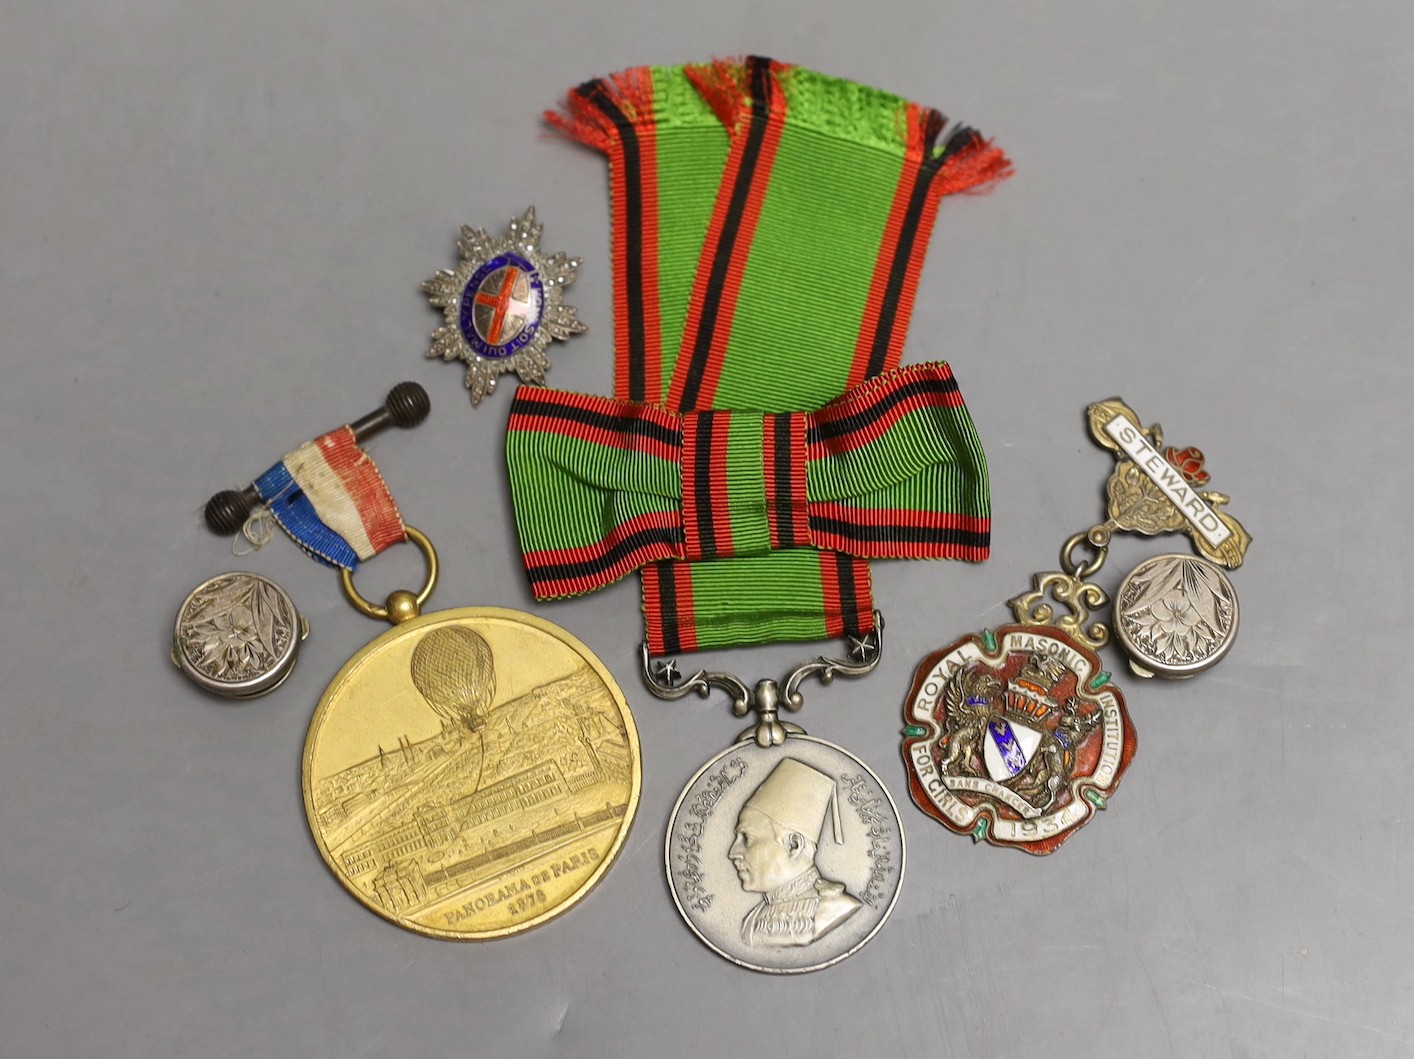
[646,621,904,973]
[196,382,640,938]
[303,552,642,940]
[901,397,1250,854]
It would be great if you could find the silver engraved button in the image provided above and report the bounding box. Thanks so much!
[666,734,904,974]
[1114,553,1239,679]
[172,572,308,698]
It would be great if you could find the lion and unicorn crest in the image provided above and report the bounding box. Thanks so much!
[935,651,1103,813]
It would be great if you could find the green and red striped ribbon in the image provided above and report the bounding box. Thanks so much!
[545,58,1009,652]
[546,67,726,405]
[505,360,990,598]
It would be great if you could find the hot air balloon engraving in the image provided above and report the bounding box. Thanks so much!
[303,612,641,938]
[409,626,496,735]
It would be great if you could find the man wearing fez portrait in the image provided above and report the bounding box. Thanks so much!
[728,758,862,947]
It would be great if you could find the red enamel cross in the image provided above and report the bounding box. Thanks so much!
[475,266,533,345]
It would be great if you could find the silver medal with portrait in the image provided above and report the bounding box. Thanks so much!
[665,734,904,974]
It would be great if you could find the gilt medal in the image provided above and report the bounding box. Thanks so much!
[187,387,639,936]
[304,605,640,940]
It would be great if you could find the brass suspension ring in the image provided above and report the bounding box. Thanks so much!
[1060,531,1108,580]
[339,525,439,621]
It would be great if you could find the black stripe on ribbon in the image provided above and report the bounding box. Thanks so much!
[512,395,682,450]
[809,515,990,551]
[773,414,798,548]
[807,374,960,444]
[691,414,717,556]
[580,80,649,402]
[864,108,947,380]
[836,553,863,634]
[528,524,684,586]
[679,56,774,411]
[657,564,682,653]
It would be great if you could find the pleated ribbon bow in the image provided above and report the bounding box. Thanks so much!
[506,362,990,600]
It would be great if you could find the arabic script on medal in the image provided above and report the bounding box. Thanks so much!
[667,738,904,973]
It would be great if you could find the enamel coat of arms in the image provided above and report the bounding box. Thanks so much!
[902,625,1137,855]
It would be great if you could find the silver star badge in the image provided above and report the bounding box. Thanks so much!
[423,207,586,404]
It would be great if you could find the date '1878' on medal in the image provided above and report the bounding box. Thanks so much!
[302,608,640,939]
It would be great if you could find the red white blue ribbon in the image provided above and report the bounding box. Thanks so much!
[253,426,405,569]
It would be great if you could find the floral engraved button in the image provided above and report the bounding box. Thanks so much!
[172,572,308,698]
[1114,554,1239,679]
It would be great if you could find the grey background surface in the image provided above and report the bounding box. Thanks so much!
[3,1,1409,1056]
